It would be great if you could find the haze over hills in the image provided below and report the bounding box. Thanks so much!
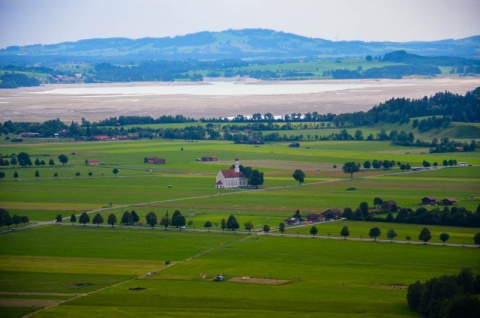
[1,28,479,63]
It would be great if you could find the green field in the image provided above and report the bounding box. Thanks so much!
[0,138,479,317]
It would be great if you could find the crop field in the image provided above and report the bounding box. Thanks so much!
[0,138,479,317]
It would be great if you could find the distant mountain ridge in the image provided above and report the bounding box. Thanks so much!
[1,28,479,63]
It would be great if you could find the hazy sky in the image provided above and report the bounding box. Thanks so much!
[0,0,479,48]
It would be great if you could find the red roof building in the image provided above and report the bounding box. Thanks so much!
[215,157,247,189]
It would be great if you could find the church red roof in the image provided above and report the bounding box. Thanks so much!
[220,169,244,179]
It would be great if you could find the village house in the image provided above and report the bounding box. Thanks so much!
[306,214,325,223]
[284,217,303,226]
[144,157,166,164]
[322,208,342,220]
[94,135,110,141]
[201,156,218,161]
[422,196,437,205]
[442,198,456,205]
[86,159,100,166]
[381,200,397,211]
[215,157,247,189]
[20,132,40,138]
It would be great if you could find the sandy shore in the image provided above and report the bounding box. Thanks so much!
[0,77,478,122]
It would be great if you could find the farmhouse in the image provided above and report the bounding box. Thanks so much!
[144,157,166,164]
[381,200,397,211]
[94,135,110,141]
[284,217,303,225]
[322,208,342,220]
[442,198,456,205]
[215,157,247,189]
[201,156,218,161]
[86,159,100,166]
[422,196,437,205]
[306,214,325,223]
[21,132,40,138]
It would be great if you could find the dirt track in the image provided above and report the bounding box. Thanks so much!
[0,77,478,122]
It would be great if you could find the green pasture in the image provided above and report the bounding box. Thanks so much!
[0,138,479,317]
[1,140,479,224]
[1,226,478,318]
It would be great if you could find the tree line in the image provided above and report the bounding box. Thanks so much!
[334,87,480,126]
[341,200,480,228]
[0,208,29,230]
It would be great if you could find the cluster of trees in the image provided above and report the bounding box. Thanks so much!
[0,208,29,230]
[413,116,452,132]
[0,73,40,88]
[407,269,480,318]
[341,201,480,228]
[230,163,264,189]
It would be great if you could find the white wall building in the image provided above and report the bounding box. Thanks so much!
[215,157,247,189]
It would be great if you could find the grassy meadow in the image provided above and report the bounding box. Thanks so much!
[0,137,479,317]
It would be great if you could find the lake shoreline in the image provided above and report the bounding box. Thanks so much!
[1,77,478,122]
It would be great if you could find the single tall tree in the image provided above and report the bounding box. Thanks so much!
[12,214,22,227]
[171,210,185,228]
[221,218,226,232]
[279,222,286,236]
[56,214,62,223]
[227,214,240,233]
[146,211,158,228]
[292,169,305,185]
[58,154,69,166]
[79,212,90,226]
[112,168,119,177]
[204,220,212,232]
[21,215,29,226]
[440,233,449,245]
[419,227,432,244]
[263,224,270,234]
[373,197,383,207]
[387,229,397,242]
[131,210,139,225]
[474,232,480,246]
[160,211,170,230]
[92,213,104,227]
[70,214,76,225]
[369,227,381,241]
[35,170,40,180]
[107,214,117,228]
[121,211,133,225]
[248,169,264,189]
[343,162,360,179]
[341,226,350,239]
[244,221,254,234]
[310,225,318,237]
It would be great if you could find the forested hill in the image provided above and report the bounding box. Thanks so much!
[334,87,480,127]
[382,50,478,66]
[1,28,479,63]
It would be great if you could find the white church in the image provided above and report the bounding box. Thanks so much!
[215,157,247,189]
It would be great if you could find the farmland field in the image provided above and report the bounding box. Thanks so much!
[0,137,479,317]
